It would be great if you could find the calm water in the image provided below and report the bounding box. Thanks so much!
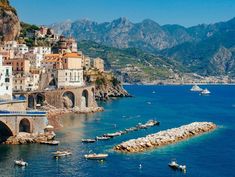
[0,85,235,177]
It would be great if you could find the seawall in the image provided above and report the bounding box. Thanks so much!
[114,122,216,153]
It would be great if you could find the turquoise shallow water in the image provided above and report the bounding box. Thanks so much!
[0,85,235,177]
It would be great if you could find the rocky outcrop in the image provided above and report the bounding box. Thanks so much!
[95,83,131,101]
[114,122,216,153]
[4,131,56,145]
[0,0,21,41]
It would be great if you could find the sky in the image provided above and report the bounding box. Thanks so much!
[10,0,235,27]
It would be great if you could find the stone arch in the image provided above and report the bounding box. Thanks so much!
[28,94,35,109]
[0,121,13,143]
[19,118,31,133]
[81,89,89,108]
[62,91,75,108]
[35,93,45,107]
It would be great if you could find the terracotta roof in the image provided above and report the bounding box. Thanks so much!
[63,52,82,58]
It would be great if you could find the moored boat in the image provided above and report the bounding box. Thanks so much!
[84,153,108,160]
[96,136,111,140]
[82,139,96,143]
[14,160,28,167]
[201,88,211,95]
[53,150,72,158]
[190,85,203,92]
[40,140,60,145]
[168,160,179,169]
[103,132,122,137]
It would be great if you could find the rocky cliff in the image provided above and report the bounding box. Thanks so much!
[84,69,131,101]
[0,0,21,41]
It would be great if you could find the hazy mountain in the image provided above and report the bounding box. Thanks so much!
[51,17,235,77]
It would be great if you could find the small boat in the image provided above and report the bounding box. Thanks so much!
[96,136,111,140]
[103,132,122,138]
[168,160,179,169]
[179,165,187,172]
[190,85,203,92]
[84,153,108,160]
[14,160,28,167]
[40,140,60,145]
[82,139,96,143]
[201,88,211,95]
[136,123,148,129]
[152,91,156,94]
[145,120,160,127]
[53,150,72,158]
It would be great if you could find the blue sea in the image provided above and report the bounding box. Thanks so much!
[0,85,235,177]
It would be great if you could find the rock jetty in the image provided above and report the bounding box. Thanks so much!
[114,122,216,153]
[4,131,56,145]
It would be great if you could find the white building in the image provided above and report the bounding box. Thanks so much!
[31,47,51,55]
[17,44,29,54]
[13,73,40,92]
[3,41,18,51]
[56,69,84,88]
[0,55,13,100]
[25,53,43,69]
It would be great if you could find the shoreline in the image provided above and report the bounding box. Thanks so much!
[47,106,104,130]
[123,83,235,86]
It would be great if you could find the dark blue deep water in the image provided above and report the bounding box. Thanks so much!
[0,85,235,177]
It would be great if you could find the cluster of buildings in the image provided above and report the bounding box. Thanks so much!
[0,27,105,100]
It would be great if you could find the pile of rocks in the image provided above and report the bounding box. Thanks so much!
[114,122,216,153]
[4,131,56,145]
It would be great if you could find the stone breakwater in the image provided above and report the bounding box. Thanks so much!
[114,122,216,153]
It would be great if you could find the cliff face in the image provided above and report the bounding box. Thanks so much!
[84,69,131,101]
[0,0,21,41]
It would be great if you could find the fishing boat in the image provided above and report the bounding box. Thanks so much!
[14,160,28,167]
[190,85,203,92]
[82,139,96,143]
[84,153,108,160]
[40,140,60,145]
[53,150,72,158]
[96,136,111,140]
[201,88,211,95]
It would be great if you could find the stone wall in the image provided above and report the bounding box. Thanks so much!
[0,101,27,111]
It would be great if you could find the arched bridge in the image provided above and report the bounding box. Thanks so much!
[0,111,47,143]
[13,85,97,109]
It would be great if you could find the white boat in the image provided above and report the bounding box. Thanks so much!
[14,160,28,167]
[168,160,179,169]
[82,139,96,143]
[103,132,122,137]
[179,165,187,172]
[53,150,72,158]
[84,153,108,160]
[40,140,60,145]
[96,136,111,140]
[201,88,211,95]
[190,85,203,92]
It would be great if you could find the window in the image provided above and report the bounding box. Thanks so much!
[5,78,10,83]
[6,69,9,76]
[6,86,8,90]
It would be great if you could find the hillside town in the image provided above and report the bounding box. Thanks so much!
[0,25,130,145]
[0,26,107,98]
